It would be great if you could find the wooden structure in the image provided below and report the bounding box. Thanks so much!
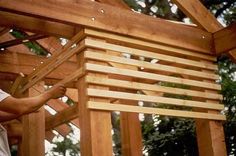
[0,0,235,155]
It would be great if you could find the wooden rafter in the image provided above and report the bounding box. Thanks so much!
[0,34,47,49]
[0,0,212,53]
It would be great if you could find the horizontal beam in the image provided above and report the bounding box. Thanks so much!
[0,11,76,38]
[0,34,48,49]
[0,0,212,53]
[45,106,79,131]
[88,101,226,120]
[0,50,77,80]
[214,23,236,54]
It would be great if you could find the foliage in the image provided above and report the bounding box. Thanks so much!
[51,137,80,156]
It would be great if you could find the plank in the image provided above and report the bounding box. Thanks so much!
[84,28,216,61]
[85,63,221,90]
[97,0,130,9]
[45,106,79,131]
[0,34,48,49]
[87,89,223,110]
[84,51,218,80]
[0,0,212,53]
[214,23,236,54]
[85,76,222,100]
[0,11,76,38]
[21,37,85,92]
[0,50,77,81]
[172,0,222,32]
[87,101,226,121]
[84,39,217,70]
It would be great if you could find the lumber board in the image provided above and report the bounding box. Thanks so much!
[214,23,236,54]
[0,34,48,49]
[87,101,226,121]
[0,0,212,53]
[45,106,79,131]
[84,51,218,80]
[85,63,221,90]
[84,28,216,61]
[0,50,77,81]
[21,38,85,92]
[85,76,222,100]
[84,39,217,70]
[87,89,223,110]
[172,0,222,33]
[97,0,130,9]
[0,11,76,38]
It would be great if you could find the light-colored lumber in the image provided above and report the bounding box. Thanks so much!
[0,0,213,53]
[85,63,221,90]
[45,106,79,131]
[172,0,222,32]
[85,76,222,100]
[84,51,218,80]
[84,39,217,70]
[0,11,76,38]
[21,37,85,92]
[84,28,216,61]
[87,102,225,121]
[214,23,236,54]
[21,82,45,156]
[87,89,223,110]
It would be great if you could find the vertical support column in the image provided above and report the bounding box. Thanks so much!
[195,67,227,156]
[20,82,45,156]
[120,100,143,156]
[77,48,113,156]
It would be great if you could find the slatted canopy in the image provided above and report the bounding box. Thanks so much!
[0,0,235,156]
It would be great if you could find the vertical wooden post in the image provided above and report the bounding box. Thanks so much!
[195,67,227,156]
[20,82,45,156]
[77,48,113,156]
[120,100,143,156]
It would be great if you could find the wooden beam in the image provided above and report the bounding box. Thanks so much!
[0,34,48,49]
[20,82,45,156]
[214,23,236,54]
[0,0,212,53]
[97,0,130,9]
[0,50,77,81]
[45,106,79,131]
[0,11,76,38]
[88,102,225,120]
[171,0,222,33]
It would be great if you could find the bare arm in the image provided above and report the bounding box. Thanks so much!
[0,111,19,122]
[0,84,66,116]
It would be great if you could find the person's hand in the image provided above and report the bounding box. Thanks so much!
[46,84,66,99]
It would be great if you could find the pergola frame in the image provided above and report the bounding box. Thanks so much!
[0,0,236,156]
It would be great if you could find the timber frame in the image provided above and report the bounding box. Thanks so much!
[0,0,235,155]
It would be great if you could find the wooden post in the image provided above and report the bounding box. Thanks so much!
[77,47,113,156]
[195,66,227,156]
[120,100,143,156]
[19,82,45,156]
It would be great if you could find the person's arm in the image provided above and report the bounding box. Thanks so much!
[0,84,66,116]
[0,111,19,122]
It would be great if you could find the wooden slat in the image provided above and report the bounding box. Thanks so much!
[172,0,222,32]
[84,51,218,80]
[214,23,236,54]
[87,101,226,121]
[85,63,221,90]
[84,39,217,70]
[85,76,222,100]
[87,89,223,110]
[0,0,213,53]
[84,28,216,61]
[97,0,130,9]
